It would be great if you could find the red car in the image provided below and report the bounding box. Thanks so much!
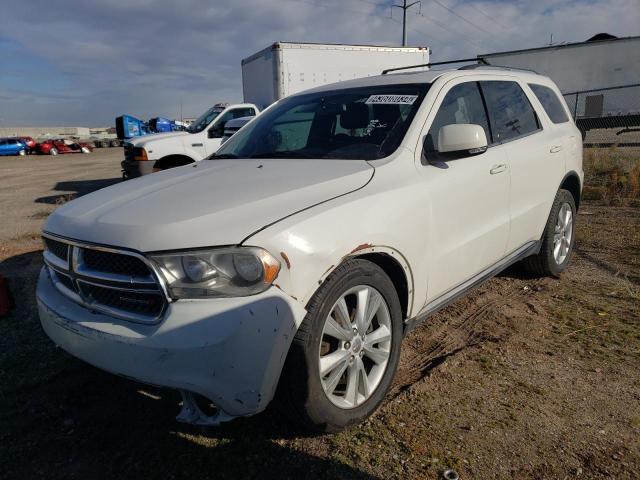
[37,139,93,156]
[19,137,37,154]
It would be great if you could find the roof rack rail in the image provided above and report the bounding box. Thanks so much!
[381,57,487,75]
[458,63,539,74]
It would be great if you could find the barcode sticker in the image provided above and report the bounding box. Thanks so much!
[365,94,418,105]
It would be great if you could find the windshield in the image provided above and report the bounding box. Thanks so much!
[187,106,225,133]
[211,83,430,160]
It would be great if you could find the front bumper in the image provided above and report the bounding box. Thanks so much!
[121,159,156,179]
[36,267,305,418]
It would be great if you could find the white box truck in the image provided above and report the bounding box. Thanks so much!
[242,42,430,108]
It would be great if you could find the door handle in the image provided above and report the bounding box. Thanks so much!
[489,164,507,175]
[550,145,563,153]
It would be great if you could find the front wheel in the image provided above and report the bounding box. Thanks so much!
[49,148,58,156]
[81,146,90,153]
[278,258,403,432]
[18,149,26,156]
[523,189,576,277]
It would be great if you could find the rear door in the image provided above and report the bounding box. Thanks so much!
[479,80,564,252]
[419,80,511,302]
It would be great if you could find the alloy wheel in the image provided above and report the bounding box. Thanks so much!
[553,202,573,264]
[318,285,392,409]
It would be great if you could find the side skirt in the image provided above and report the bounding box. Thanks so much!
[404,240,540,334]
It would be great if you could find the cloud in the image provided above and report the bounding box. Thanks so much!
[0,0,637,126]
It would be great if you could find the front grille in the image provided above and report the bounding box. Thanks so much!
[79,282,164,317]
[42,234,165,323]
[44,237,68,262]
[83,249,150,277]
[56,272,76,292]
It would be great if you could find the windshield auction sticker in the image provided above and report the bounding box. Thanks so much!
[365,94,418,105]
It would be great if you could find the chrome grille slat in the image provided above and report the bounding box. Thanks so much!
[42,233,167,324]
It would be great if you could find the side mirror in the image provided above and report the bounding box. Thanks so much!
[437,124,488,155]
[208,126,223,139]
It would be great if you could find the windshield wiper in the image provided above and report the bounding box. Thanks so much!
[208,153,238,159]
[249,151,311,159]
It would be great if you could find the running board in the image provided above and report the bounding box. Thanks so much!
[405,241,540,333]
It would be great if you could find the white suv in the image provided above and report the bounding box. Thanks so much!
[37,66,582,432]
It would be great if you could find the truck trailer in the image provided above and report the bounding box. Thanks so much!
[242,42,430,108]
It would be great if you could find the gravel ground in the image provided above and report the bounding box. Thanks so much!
[0,149,123,242]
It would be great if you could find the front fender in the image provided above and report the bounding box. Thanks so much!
[244,195,425,319]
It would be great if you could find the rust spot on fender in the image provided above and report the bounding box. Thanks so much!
[350,243,373,254]
[273,283,298,301]
[280,251,291,269]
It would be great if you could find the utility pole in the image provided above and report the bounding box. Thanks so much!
[393,0,421,46]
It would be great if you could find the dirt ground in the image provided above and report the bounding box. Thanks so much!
[1,150,639,479]
[0,149,123,242]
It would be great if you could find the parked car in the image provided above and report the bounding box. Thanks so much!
[0,138,27,156]
[37,66,582,432]
[18,136,37,154]
[220,116,253,144]
[121,103,259,178]
[37,139,93,155]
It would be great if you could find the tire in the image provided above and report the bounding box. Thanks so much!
[523,189,576,277]
[18,149,26,156]
[50,148,58,156]
[277,258,403,433]
[81,147,90,153]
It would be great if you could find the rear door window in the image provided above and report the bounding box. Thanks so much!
[424,82,491,161]
[480,81,540,143]
[528,84,569,124]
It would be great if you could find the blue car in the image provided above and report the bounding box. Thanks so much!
[0,138,27,156]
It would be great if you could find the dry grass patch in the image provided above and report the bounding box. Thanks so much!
[583,147,640,206]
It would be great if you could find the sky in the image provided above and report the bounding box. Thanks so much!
[0,0,638,127]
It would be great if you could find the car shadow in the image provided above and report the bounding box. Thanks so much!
[0,250,380,480]
[35,178,121,205]
[497,261,542,280]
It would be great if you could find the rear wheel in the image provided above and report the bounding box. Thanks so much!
[278,258,403,432]
[523,189,576,277]
[81,146,90,153]
[49,148,58,156]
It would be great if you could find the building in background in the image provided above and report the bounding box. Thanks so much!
[479,34,640,146]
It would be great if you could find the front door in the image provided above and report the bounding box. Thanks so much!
[419,80,511,303]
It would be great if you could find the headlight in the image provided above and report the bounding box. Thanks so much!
[149,247,280,299]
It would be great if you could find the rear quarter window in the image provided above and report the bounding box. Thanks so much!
[528,83,569,124]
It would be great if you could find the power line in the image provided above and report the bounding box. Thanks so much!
[287,0,448,49]
[414,11,484,51]
[469,3,508,29]
[427,0,494,36]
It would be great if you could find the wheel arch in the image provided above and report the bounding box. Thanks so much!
[317,246,414,321]
[560,171,582,211]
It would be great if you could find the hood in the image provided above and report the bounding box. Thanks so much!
[130,131,190,146]
[44,159,374,252]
